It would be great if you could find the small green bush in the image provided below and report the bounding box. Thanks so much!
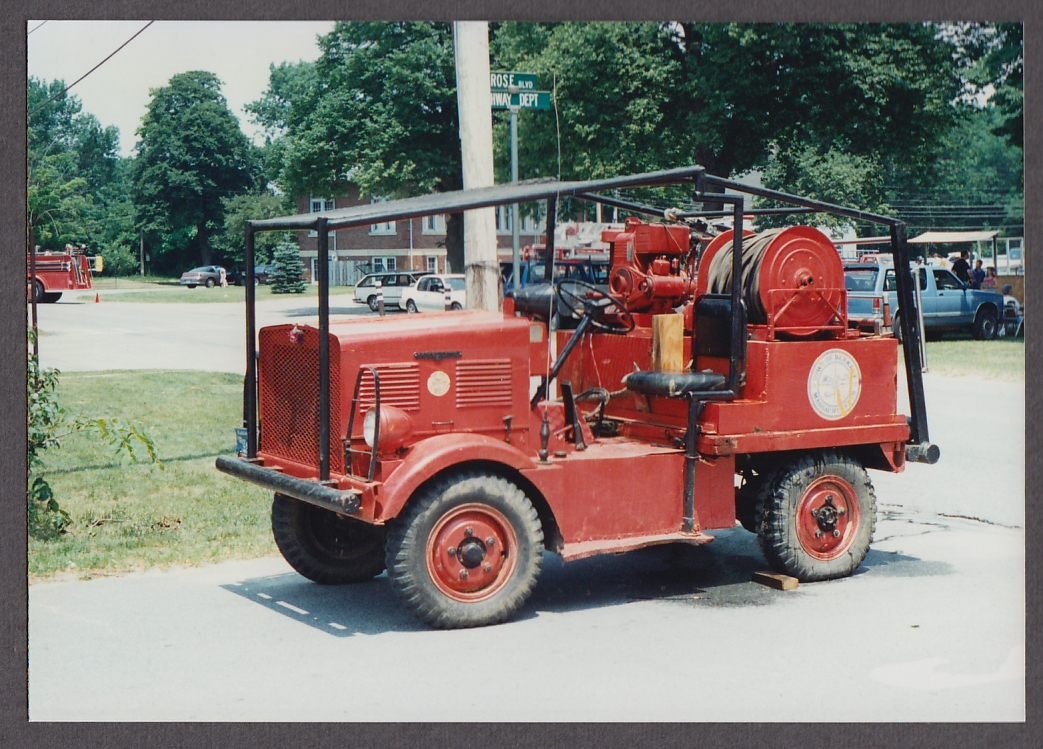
[270,241,306,294]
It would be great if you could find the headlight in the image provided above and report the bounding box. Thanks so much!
[361,406,415,453]
[363,408,378,447]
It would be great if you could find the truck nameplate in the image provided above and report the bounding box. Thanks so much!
[414,351,462,362]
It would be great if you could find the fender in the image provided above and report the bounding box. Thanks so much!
[376,432,537,522]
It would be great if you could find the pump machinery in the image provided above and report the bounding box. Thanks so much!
[216,166,939,628]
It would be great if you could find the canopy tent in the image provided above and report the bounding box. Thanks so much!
[909,230,1000,244]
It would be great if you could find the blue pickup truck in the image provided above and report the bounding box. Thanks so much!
[845,261,1004,341]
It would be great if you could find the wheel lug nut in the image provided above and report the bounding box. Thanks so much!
[815,530,823,538]
[486,537,495,546]
[447,547,457,556]
[833,529,841,538]
[483,564,492,572]
[464,527,474,537]
[460,570,469,580]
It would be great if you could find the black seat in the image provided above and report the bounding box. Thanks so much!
[625,370,727,398]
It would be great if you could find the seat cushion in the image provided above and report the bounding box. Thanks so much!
[624,369,727,398]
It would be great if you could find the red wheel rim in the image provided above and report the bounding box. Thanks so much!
[795,475,861,561]
[426,503,517,602]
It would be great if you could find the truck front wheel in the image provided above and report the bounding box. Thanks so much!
[386,472,544,628]
[972,308,998,340]
[757,451,876,582]
[271,494,386,584]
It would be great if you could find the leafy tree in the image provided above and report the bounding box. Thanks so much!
[270,241,307,293]
[212,191,295,268]
[133,71,259,273]
[491,23,961,204]
[249,23,465,269]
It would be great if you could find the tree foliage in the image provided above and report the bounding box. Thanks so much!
[27,77,123,251]
[491,23,961,189]
[133,71,259,273]
[249,22,466,268]
[270,241,307,293]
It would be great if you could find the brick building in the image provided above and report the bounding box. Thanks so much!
[295,185,546,285]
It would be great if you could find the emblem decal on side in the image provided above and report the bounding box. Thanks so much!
[427,370,451,397]
[807,349,861,420]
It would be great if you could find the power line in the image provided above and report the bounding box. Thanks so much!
[29,21,154,117]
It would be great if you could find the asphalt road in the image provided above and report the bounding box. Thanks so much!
[27,295,1026,722]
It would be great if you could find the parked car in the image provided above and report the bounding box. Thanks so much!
[254,264,276,284]
[500,258,610,291]
[353,271,428,311]
[180,266,226,289]
[845,262,1004,341]
[400,273,466,312]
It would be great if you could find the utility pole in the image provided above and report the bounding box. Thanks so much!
[453,21,500,312]
[509,84,520,295]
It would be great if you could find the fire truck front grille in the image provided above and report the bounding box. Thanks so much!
[259,332,342,473]
[357,364,421,411]
[456,359,512,408]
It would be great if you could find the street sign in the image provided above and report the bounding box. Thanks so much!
[490,71,537,91]
[491,90,551,110]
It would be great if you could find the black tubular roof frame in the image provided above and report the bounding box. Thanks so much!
[241,165,931,476]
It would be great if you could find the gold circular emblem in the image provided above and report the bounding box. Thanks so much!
[807,349,861,421]
[427,370,451,397]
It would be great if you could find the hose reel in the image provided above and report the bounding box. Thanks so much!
[696,226,845,335]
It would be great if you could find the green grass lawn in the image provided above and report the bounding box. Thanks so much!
[29,370,277,581]
[916,334,1024,380]
[78,284,355,304]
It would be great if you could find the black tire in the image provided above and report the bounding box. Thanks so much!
[406,299,418,314]
[30,280,44,304]
[205,278,215,288]
[43,292,62,303]
[734,465,778,533]
[757,451,876,582]
[271,494,386,584]
[186,284,196,289]
[386,471,544,628]
[891,313,903,345]
[972,308,998,340]
[367,295,379,312]
[450,302,463,311]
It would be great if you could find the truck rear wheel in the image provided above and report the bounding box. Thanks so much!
[271,494,386,584]
[757,451,876,582]
[386,472,544,628]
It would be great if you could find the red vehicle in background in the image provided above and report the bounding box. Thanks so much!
[28,244,96,303]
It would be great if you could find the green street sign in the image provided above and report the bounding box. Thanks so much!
[490,71,537,91]
[491,90,551,110]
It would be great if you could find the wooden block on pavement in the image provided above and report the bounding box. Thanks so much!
[751,571,799,591]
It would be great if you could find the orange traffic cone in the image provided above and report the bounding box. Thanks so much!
[95,293,100,303]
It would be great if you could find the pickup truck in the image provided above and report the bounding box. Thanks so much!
[845,261,1003,341]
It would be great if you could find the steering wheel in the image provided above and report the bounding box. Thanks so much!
[554,280,635,335]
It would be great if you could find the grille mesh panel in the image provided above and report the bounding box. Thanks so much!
[456,359,512,408]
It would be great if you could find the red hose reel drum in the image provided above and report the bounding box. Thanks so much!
[697,226,844,333]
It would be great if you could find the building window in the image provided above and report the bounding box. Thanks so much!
[426,256,437,273]
[495,205,513,234]
[372,256,396,273]
[369,197,396,235]
[422,214,446,235]
[309,197,335,237]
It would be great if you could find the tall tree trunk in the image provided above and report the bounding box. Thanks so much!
[445,212,464,273]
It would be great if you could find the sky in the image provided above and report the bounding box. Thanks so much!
[27,20,337,157]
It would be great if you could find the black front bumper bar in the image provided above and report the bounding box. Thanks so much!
[215,455,360,514]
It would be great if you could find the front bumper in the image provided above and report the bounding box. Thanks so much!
[215,455,360,514]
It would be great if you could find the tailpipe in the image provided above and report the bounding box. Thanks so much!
[905,442,941,465]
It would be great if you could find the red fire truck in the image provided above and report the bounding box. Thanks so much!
[28,245,96,303]
[217,166,938,628]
